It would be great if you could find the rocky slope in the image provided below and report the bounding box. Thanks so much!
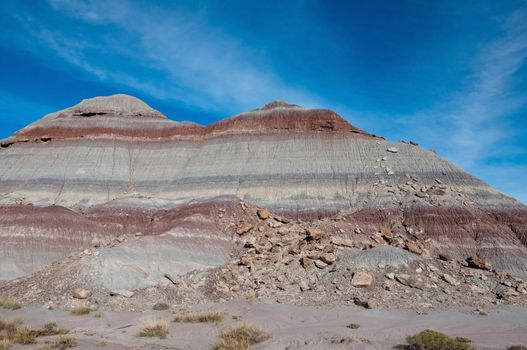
[0,94,526,312]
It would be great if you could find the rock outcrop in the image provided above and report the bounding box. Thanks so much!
[0,93,526,301]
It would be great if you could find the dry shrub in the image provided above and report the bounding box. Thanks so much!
[174,310,224,323]
[215,324,271,350]
[70,304,91,316]
[51,335,78,349]
[6,321,36,345]
[0,339,12,350]
[139,318,169,339]
[0,297,21,310]
[0,318,71,348]
[36,321,69,337]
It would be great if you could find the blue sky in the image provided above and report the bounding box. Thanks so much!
[1,0,526,203]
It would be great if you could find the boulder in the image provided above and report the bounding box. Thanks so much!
[269,220,282,228]
[385,272,395,280]
[469,284,488,294]
[466,256,492,271]
[298,280,310,291]
[236,221,254,235]
[387,147,398,153]
[395,274,426,290]
[72,288,92,299]
[314,259,328,269]
[306,228,325,240]
[257,208,271,220]
[300,257,312,268]
[330,238,354,247]
[370,232,385,244]
[351,270,374,287]
[277,228,290,236]
[442,273,460,286]
[405,241,422,255]
[517,282,527,294]
[319,252,336,265]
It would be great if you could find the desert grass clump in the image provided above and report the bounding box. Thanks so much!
[174,310,224,323]
[215,324,271,350]
[507,347,527,350]
[6,323,36,345]
[0,316,6,331]
[70,304,91,316]
[0,339,12,350]
[138,318,169,339]
[50,335,78,349]
[397,330,473,350]
[0,297,21,310]
[36,321,69,337]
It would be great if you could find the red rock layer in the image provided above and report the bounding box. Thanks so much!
[1,107,372,147]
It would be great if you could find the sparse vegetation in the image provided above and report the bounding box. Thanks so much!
[232,315,243,321]
[36,321,69,337]
[215,324,271,350]
[0,297,21,310]
[51,335,78,349]
[0,339,12,350]
[347,323,360,329]
[44,322,58,332]
[70,304,91,316]
[174,310,224,323]
[0,317,70,349]
[507,347,527,350]
[94,312,102,318]
[6,324,36,345]
[139,319,169,339]
[397,330,473,350]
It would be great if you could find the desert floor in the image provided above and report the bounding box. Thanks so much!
[1,299,526,349]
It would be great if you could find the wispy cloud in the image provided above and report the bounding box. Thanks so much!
[446,7,527,168]
[16,0,322,113]
[393,7,527,202]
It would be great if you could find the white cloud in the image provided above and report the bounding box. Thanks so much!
[22,0,322,113]
[350,7,527,203]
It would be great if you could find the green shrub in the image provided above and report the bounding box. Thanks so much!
[397,329,473,350]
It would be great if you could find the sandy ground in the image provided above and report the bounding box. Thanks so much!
[1,299,526,350]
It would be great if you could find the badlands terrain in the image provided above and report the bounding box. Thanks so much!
[1,94,527,349]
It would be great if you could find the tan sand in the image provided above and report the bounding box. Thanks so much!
[1,299,526,349]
